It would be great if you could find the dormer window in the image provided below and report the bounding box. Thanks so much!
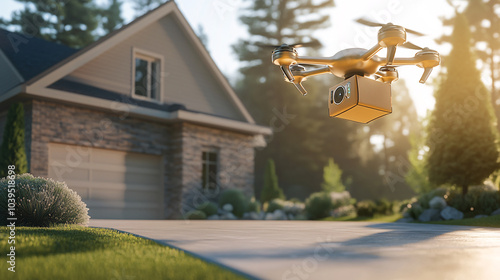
[133,50,162,101]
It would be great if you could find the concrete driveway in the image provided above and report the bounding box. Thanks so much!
[89,220,500,280]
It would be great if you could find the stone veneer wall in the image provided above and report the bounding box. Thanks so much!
[28,99,256,219]
[177,123,255,216]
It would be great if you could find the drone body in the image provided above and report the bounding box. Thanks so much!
[270,19,441,123]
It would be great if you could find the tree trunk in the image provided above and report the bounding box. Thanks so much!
[462,184,469,195]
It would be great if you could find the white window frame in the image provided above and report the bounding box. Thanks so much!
[131,48,164,102]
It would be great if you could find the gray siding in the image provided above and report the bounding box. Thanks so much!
[0,51,23,94]
[68,14,246,122]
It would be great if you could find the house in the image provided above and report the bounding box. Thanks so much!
[0,1,271,219]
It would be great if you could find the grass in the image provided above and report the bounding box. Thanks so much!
[322,213,403,223]
[0,226,246,280]
[424,214,500,228]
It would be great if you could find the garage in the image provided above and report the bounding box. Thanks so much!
[48,143,164,219]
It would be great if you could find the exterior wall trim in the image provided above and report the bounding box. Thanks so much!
[24,86,272,135]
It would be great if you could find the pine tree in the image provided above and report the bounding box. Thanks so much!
[0,103,28,177]
[101,0,124,34]
[132,0,166,16]
[4,0,102,48]
[441,0,500,131]
[260,159,285,203]
[233,0,345,199]
[321,158,345,193]
[426,13,500,195]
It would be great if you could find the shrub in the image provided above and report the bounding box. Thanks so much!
[330,191,353,209]
[356,200,376,217]
[305,192,333,220]
[374,198,394,215]
[0,174,89,226]
[185,210,206,220]
[321,158,345,193]
[246,197,261,213]
[260,159,285,203]
[196,201,218,217]
[266,199,285,213]
[0,103,28,177]
[447,188,500,218]
[417,187,449,209]
[218,188,248,218]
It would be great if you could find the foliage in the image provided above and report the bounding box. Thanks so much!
[321,158,345,192]
[0,227,244,279]
[405,123,433,194]
[260,159,285,203]
[355,199,397,217]
[446,188,500,218]
[1,0,124,48]
[131,0,166,16]
[330,191,353,209]
[246,197,261,213]
[184,210,207,220]
[218,189,248,218]
[442,1,500,130]
[426,13,500,195]
[0,103,28,177]
[196,201,218,217]
[355,200,377,217]
[305,192,333,220]
[266,198,286,213]
[0,174,89,226]
[101,0,124,34]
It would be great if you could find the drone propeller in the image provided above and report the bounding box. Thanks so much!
[400,41,425,50]
[355,18,425,36]
[256,41,320,49]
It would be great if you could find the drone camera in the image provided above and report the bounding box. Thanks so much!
[329,75,392,123]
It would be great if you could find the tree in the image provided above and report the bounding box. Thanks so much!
[321,158,345,193]
[442,0,500,131]
[101,0,124,34]
[426,13,500,195]
[0,103,28,177]
[260,159,285,203]
[3,0,103,48]
[233,0,343,199]
[131,0,166,16]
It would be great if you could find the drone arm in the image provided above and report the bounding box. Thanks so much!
[361,44,384,61]
[294,66,331,78]
[391,57,419,65]
[288,67,330,96]
[295,56,336,66]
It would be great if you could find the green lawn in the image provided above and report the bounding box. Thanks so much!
[0,226,245,280]
[425,215,500,228]
[322,213,403,223]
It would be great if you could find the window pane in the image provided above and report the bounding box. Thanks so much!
[202,163,207,189]
[134,58,148,97]
[150,61,159,100]
[208,163,217,190]
[208,152,217,162]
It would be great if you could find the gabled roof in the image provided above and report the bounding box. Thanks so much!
[0,1,271,136]
[0,29,77,80]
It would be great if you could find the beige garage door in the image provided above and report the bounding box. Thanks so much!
[48,143,164,219]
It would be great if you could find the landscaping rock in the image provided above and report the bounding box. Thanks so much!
[273,209,286,220]
[220,212,237,220]
[474,215,489,219]
[418,208,442,222]
[222,204,233,212]
[491,208,500,216]
[249,212,261,220]
[429,196,447,209]
[207,215,219,220]
[440,206,464,220]
[396,217,414,223]
[265,213,275,220]
[287,214,295,220]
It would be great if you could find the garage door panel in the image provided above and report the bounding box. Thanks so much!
[91,188,162,203]
[48,143,164,219]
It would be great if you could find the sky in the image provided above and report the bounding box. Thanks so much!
[0,0,463,117]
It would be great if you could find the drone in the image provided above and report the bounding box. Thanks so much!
[269,19,441,123]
